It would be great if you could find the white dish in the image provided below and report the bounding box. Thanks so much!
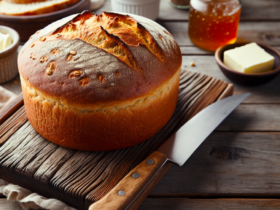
[0,26,20,83]
[111,0,160,20]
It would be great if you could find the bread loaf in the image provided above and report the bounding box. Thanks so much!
[0,0,79,16]
[18,11,182,151]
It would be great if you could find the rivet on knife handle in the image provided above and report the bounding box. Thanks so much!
[89,151,168,210]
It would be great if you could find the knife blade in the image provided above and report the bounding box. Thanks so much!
[89,93,250,210]
[158,92,250,166]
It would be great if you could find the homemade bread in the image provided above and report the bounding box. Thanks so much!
[18,11,182,151]
[0,0,79,16]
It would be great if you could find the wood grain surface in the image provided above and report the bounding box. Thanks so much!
[0,106,27,146]
[0,93,23,125]
[150,132,280,195]
[3,198,280,210]
[0,71,229,210]
[181,46,280,55]
[2,1,280,209]
[139,198,280,209]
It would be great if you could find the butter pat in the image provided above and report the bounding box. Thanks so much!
[224,43,274,74]
[0,32,13,52]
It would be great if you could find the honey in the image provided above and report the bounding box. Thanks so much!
[188,0,241,52]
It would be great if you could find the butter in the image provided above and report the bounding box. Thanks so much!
[224,43,275,74]
[0,32,13,52]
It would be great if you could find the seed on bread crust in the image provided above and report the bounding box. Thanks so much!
[69,70,82,78]
[67,54,73,61]
[40,37,46,42]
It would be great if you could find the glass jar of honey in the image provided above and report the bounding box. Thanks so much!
[188,0,241,52]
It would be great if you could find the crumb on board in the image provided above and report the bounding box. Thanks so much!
[13,80,18,84]
[190,62,195,67]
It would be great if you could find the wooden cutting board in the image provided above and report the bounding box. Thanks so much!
[0,70,233,210]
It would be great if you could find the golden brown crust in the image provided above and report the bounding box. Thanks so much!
[52,11,165,67]
[21,69,180,151]
[19,11,182,151]
[19,11,182,106]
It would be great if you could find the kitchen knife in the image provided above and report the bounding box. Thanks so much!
[89,93,250,210]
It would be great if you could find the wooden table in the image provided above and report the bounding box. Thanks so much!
[1,0,280,209]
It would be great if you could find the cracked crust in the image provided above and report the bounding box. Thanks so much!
[52,11,165,64]
[18,11,182,151]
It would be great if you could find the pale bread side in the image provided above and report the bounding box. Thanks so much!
[0,0,80,16]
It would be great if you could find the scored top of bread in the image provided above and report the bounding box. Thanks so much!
[0,0,79,16]
[19,11,182,151]
[18,11,182,109]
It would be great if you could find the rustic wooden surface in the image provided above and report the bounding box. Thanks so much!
[139,198,280,209]
[0,71,230,210]
[1,0,280,209]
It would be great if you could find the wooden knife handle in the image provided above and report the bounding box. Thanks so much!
[89,151,168,210]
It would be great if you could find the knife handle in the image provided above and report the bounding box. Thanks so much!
[89,151,168,210]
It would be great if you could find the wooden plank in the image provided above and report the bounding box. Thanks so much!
[2,197,280,210]
[0,71,230,210]
[0,76,21,95]
[0,93,23,125]
[217,84,234,101]
[0,199,22,210]
[139,198,280,210]
[181,56,280,104]
[96,0,280,21]
[180,46,280,55]
[0,106,27,147]
[150,132,280,195]
[240,0,280,21]
[218,104,280,131]
[162,21,280,47]
[180,46,212,55]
